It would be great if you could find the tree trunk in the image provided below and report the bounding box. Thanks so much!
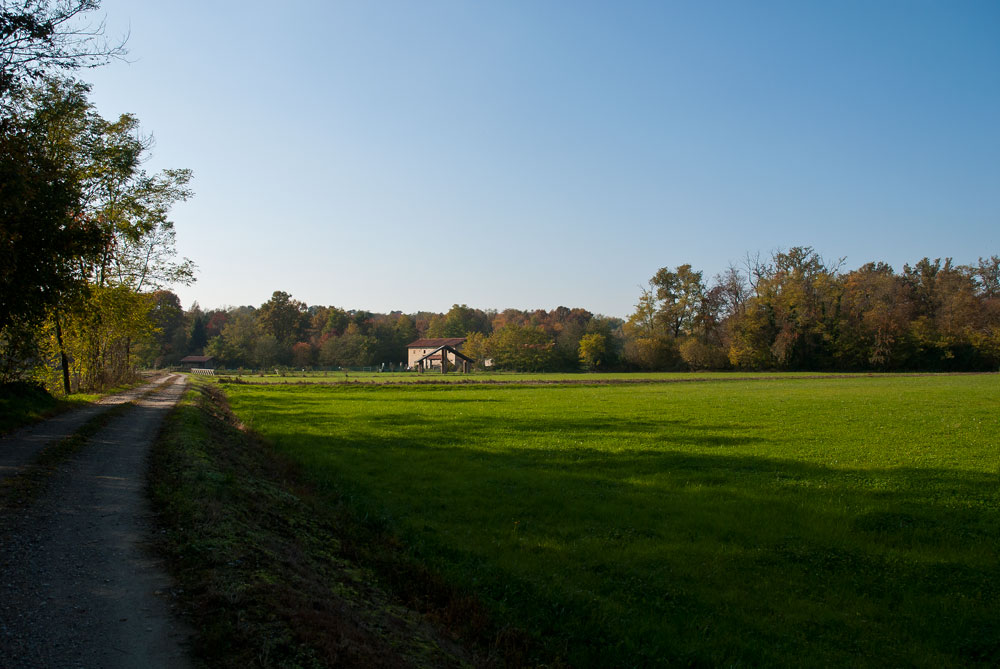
[54,311,71,395]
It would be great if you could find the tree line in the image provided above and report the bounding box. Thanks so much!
[148,245,1000,376]
[626,248,999,372]
[151,293,625,373]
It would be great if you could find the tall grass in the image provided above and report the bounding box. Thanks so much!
[223,375,1000,667]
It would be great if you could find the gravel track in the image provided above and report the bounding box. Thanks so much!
[0,375,176,483]
[0,374,192,668]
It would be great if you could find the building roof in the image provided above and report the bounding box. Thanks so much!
[180,355,214,363]
[407,337,466,348]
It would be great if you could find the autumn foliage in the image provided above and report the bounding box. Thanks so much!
[627,248,1000,372]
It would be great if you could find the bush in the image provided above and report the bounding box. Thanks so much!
[679,338,730,370]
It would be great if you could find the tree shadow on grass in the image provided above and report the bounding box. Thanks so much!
[344,396,505,403]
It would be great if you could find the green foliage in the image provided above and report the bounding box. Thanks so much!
[577,332,607,369]
[488,323,557,371]
[440,303,492,337]
[201,300,620,373]
[257,290,308,349]
[0,107,103,382]
[20,78,194,292]
[143,290,185,367]
[319,306,351,336]
[651,263,705,337]
[208,308,257,368]
[318,323,375,367]
[623,286,683,369]
[252,334,281,368]
[187,313,207,353]
[40,284,154,390]
[459,331,490,369]
[2,75,194,389]
[224,375,1000,667]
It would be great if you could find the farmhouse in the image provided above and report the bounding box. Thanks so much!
[406,338,472,372]
[179,355,214,370]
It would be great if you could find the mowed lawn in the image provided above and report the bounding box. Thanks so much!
[222,375,999,667]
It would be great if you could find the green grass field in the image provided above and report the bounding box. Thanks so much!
[220,374,1000,666]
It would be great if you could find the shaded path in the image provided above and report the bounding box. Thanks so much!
[0,374,192,668]
[0,375,175,483]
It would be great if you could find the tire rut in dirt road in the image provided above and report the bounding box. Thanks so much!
[0,374,192,668]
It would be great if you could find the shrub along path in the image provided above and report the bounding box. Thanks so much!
[0,374,192,668]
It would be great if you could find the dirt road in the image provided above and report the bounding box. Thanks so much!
[0,375,178,483]
[0,374,192,668]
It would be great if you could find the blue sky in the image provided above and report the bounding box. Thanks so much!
[83,1,999,317]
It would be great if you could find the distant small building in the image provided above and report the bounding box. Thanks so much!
[179,355,214,370]
[406,338,466,371]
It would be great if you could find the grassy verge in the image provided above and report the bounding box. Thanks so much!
[149,379,532,668]
[0,382,99,435]
[220,374,1000,667]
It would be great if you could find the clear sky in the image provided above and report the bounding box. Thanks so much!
[82,1,999,317]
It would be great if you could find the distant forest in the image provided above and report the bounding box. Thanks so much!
[149,247,999,374]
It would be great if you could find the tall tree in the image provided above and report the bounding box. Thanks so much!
[973,256,1000,299]
[835,262,913,369]
[24,78,194,388]
[738,247,842,369]
[0,119,100,332]
[17,78,195,292]
[143,289,184,367]
[188,313,207,354]
[651,264,705,338]
[440,303,491,337]
[488,324,556,372]
[903,258,992,369]
[208,308,257,368]
[0,85,103,383]
[578,333,607,370]
[257,290,307,349]
[623,287,678,369]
